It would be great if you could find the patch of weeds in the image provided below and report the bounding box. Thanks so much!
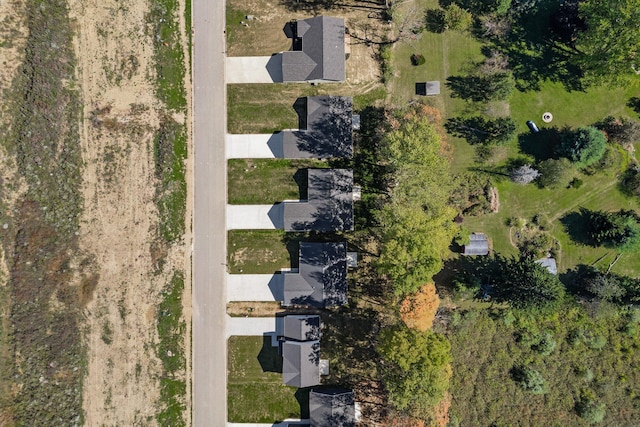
[101,321,114,345]
[0,0,86,424]
[148,0,187,111]
[156,270,187,426]
[153,116,187,243]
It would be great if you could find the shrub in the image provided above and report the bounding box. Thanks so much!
[569,177,583,189]
[411,53,426,66]
[510,164,540,184]
[537,158,573,189]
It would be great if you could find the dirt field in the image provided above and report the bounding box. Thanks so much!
[226,0,386,83]
[68,0,191,424]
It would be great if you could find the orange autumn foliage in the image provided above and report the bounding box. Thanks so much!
[431,391,452,427]
[399,283,440,332]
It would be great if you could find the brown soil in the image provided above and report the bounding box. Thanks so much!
[226,0,383,83]
[68,0,190,424]
[227,301,283,317]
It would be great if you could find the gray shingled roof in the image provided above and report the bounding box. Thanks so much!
[309,389,356,427]
[284,315,321,341]
[282,340,320,388]
[282,96,353,159]
[283,242,348,307]
[284,169,354,232]
[535,257,558,275]
[463,233,489,256]
[282,16,346,82]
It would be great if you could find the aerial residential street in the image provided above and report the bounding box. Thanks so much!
[192,0,227,425]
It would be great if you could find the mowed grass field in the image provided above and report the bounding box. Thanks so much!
[388,0,640,277]
[228,159,328,204]
[228,336,307,422]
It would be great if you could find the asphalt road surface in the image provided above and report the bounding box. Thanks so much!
[192,0,227,425]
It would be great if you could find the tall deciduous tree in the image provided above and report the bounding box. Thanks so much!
[378,326,452,418]
[400,283,440,331]
[573,0,640,85]
[537,158,573,188]
[376,107,458,295]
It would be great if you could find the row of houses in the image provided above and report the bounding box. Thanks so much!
[230,15,357,426]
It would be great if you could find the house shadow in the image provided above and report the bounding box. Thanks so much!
[267,203,285,229]
[268,273,285,301]
[266,53,284,83]
[293,168,308,200]
[267,132,285,158]
[257,333,282,373]
[518,127,561,162]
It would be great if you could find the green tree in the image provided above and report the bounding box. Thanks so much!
[556,126,607,168]
[511,365,547,394]
[596,116,640,146]
[378,326,452,418]
[572,0,640,85]
[376,108,458,295]
[537,158,573,188]
[444,4,473,31]
[620,166,640,199]
[576,390,606,423]
[584,208,640,252]
[446,73,514,102]
[493,256,565,311]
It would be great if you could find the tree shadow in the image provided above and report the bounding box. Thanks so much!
[425,9,445,33]
[518,127,561,162]
[257,334,282,373]
[480,0,584,91]
[627,97,640,116]
[293,168,308,200]
[559,209,594,246]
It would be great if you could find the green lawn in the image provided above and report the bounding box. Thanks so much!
[228,83,386,134]
[228,336,307,422]
[228,230,292,274]
[228,159,328,204]
[388,2,640,277]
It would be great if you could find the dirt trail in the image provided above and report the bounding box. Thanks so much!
[68,0,173,424]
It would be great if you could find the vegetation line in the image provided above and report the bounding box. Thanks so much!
[0,0,85,424]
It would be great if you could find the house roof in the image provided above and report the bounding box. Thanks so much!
[282,340,320,388]
[309,388,356,427]
[463,233,489,256]
[283,169,354,232]
[535,257,558,275]
[282,96,353,159]
[284,315,321,341]
[282,16,346,82]
[283,242,348,307]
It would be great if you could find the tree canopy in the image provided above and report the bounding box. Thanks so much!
[583,208,640,253]
[445,116,517,145]
[378,325,452,418]
[556,126,607,168]
[376,106,458,296]
[572,0,640,85]
[536,158,573,189]
[493,256,566,311]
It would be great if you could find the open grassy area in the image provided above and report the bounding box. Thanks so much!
[228,230,292,274]
[445,306,640,426]
[228,159,328,204]
[228,336,307,422]
[228,83,386,134]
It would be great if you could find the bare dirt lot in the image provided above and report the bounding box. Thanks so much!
[226,0,387,84]
[69,0,190,424]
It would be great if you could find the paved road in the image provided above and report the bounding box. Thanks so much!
[192,0,227,425]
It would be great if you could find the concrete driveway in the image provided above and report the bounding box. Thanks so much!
[226,273,284,302]
[226,133,283,159]
[226,55,283,83]
[226,315,283,338]
[226,203,284,229]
